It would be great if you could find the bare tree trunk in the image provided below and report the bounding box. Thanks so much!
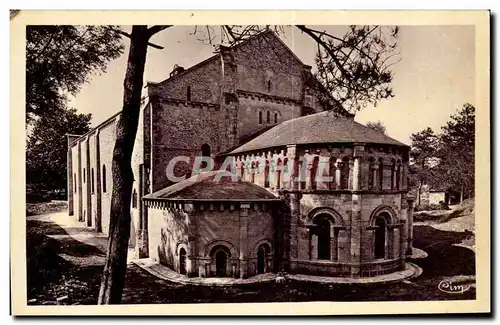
[98,26,149,304]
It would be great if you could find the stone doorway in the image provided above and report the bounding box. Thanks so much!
[179,248,187,275]
[215,250,227,277]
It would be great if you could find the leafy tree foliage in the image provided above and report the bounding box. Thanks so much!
[409,127,439,205]
[26,25,123,122]
[434,103,475,198]
[366,120,387,134]
[409,104,475,204]
[26,108,92,192]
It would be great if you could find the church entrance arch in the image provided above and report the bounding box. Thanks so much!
[211,245,231,277]
[215,251,227,277]
[179,248,187,275]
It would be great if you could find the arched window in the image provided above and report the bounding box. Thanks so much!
[390,159,396,190]
[267,80,272,92]
[316,216,331,260]
[200,144,211,170]
[91,168,95,193]
[132,188,137,208]
[259,111,263,124]
[264,160,270,188]
[257,243,271,274]
[186,85,191,101]
[310,156,320,190]
[368,157,376,190]
[274,112,278,124]
[266,111,270,123]
[378,158,384,190]
[201,143,211,157]
[83,168,86,183]
[374,215,388,259]
[328,157,336,189]
[340,157,350,189]
[102,165,107,193]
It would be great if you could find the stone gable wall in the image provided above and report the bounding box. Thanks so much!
[150,57,222,104]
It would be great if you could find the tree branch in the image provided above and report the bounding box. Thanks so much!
[296,25,351,79]
[147,25,173,38]
[111,28,165,50]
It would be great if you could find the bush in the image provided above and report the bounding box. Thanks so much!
[414,202,450,212]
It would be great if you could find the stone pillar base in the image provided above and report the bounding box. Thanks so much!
[136,229,149,259]
[406,240,414,256]
[350,265,361,278]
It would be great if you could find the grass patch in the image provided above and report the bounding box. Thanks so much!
[26,201,68,216]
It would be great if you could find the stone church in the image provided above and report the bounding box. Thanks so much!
[67,30,415,279]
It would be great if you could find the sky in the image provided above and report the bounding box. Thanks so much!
[68,25,475,146]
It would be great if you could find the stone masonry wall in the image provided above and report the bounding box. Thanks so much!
[147,207,189,272]
[237,96,302,139]
[97,119,117,235]
[150,100,222,191]
[150,57,222,104]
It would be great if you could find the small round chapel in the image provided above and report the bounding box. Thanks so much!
[144,111,415,279]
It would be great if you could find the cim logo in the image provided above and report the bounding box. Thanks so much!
[438,280,472,294]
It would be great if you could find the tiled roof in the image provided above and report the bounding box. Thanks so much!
[143,171,278,201]
[230,111,408,154]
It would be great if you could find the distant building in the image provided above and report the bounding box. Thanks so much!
[67,30,415,280]
[416,184,462,206]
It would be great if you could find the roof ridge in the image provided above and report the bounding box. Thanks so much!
[151,29,309,89]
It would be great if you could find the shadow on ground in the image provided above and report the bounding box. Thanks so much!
[27,217,476,305]
[412,225,475,279]
[26,219,105,304]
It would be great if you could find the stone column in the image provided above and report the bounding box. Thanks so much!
[371,164,379,190]
[67,138,74,216]
[289,193,301,262]
[406,197,415,255]
[185,203,197,277]
[310,232,318,260]
[399,220,407,269]
[335,159,342,189]
[95,130,102,232]
[77,141,83,222]
[402,165,408,190]
[85,137,92,227]
[350,145,364,277]
[239,203,250,278]
[352,155,361,191]
[392,166,397,190]
[387,227,395,259]
[317,156,330,190]
[331,228,339,261]
[305,155,314,190]
[399,196,408,259]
